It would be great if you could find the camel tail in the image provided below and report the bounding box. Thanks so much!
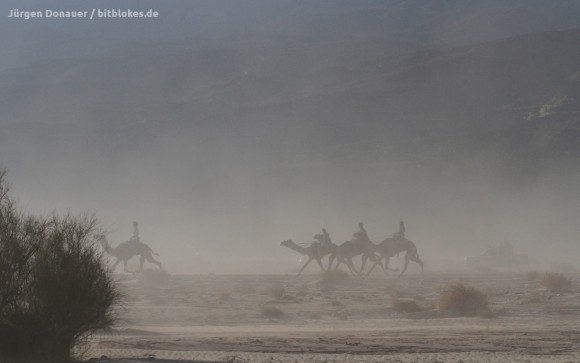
[146,245,160,256]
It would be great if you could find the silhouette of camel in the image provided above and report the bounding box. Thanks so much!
[365,236,423,278]
[327,240,365,276]
[334,223,383,276]
[280,239,334,275]
[97,235,162,272]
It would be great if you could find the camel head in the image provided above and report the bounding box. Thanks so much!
[281,239,293,247]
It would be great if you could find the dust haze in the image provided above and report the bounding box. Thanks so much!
[2,1,578,274]
[2,1,580,362]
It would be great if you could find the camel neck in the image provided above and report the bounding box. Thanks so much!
[284,241,308,255]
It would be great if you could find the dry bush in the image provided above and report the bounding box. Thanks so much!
[260,306,284,319]
[525,270,540,281]
[296,284,309,296]
[270,286,286,299]
[320,269,349,284]
[392,298,422,313]
[139,269,171,288]
[0,171,120,362]
[540,272,573,292]
[436,284,490,317]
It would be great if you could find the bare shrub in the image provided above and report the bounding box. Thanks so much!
[0,171,120,362]
[540,272,573,292]
[320,269,349,284]
[260,306,284,319]
[392,298,422,313]
[436,284,490,317]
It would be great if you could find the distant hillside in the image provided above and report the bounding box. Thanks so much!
[0,27,578,185]
[3,0,580,71]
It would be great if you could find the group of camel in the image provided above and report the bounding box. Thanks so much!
[281,222,424,278]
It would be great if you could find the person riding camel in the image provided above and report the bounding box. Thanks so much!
[321,228,333,246]
[131,221,140,242]
[128,221,143,248]
[353,222,371,243]
[393,221,406,238]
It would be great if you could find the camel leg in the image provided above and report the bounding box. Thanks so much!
[327,254,336,270]
[344,259,358,276]
[359,254,370,276]
[150,257,162,270]
[297,257,313,275]
[346,258,360,275]
[398,255,410,277]
[139,255,146,272]
[123,259,129,273]
[315,258,325,272]
[365,258,382,276]
[409,254,424,279]
[145,254,163,270]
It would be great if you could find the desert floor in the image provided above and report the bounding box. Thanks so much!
[86,270,580,362]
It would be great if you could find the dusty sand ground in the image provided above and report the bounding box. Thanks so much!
[86,271,580,362]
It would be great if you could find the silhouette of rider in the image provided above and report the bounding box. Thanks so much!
[129,221,141,245]
[321,228,333,246]
[393,221,406,238]
[353,222,370,242]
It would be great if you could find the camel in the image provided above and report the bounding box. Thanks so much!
[365,236,424,278]
[280,238,334,275]
[327,240,366,276]
[96,235,162,272]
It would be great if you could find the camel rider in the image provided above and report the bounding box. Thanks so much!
[129,221,141,246]
[393,221,406,238]
[353,222,370,243]
[321,228,333,246]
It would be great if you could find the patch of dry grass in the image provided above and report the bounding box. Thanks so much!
[436,283,491,317]
[540,272,572,292]
[270,286,286,299]
[392,298,422,313]
[260,306,285,319]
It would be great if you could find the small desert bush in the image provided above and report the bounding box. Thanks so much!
[436,283,490,317]
[260,306,284,319]
[540,272,572,292]
[320,269,349,284]
[392,298,422,313]
[0,171,119,362]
